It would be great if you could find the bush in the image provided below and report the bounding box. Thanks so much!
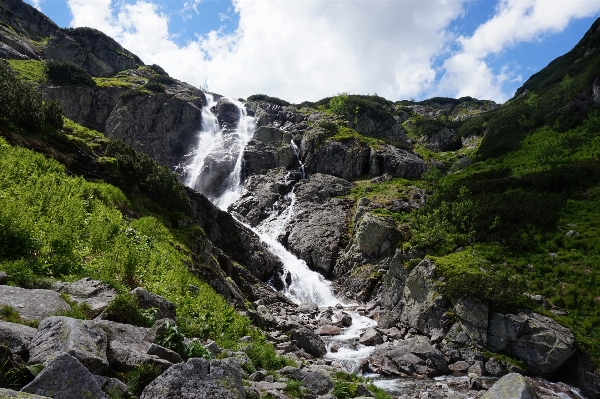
[46,60,96,87]
[119,88,146,101]
[149,64,168,76]
[125,364,161,396]
[247,94,290,106]
[148,74,176,85]
[103,293,155,327]
[144,81,165,92]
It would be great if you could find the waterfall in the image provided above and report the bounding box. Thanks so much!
[290,140,306,179]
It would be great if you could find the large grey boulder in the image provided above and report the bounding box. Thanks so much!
[480,373,540,399]
[302,370,334,395]
[243,126,296,176]
[0,286,71,321]
[28,316,109,374]
[44,28,141,77]
[131,287,176,321]
[367,336,448,377]
[291,327,327,357]
[446,298,489,346]
[0,388,50,398]
[0,320,37,358]
[399,258,447,336]
[140,358,245,399]
[53,277,117,318]
[368,146,426,179]
[22,352,109,399]
[487,311,575,375]
[353,213,398,257]
[378,251,408,318]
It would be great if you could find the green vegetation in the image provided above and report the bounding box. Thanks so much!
[148,74,176,85]
[103,293,156,326]
[124,363,161,396]
[144,81,165,92]
[247,94,290,106]
[326,125,386,149]
[46,60,96,87]
[331,371,391,399]
[6,59,46,84]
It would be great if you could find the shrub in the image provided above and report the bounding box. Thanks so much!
[247,94,290,106]
[184,340,213,359]
[125,364,161,396]
[148,74,175,85]
[155,320,186,356]
[149,64,168,76]
[144,81,165,92]
[103,293,155,327]
[46,60,96,87]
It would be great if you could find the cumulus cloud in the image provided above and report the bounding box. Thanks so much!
[439,0,600,102]
[67,0,466,103]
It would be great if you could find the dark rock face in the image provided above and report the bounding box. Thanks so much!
[243,126,297,176]
[140,358,246,399]
[44,28,142,77]
[105,88,206,167]
[418,127,462,152]
[556,351,600,399]
[216,97,241,129]
[193,133,241,199]
[368,336,448,377]
[368,145,426,178]
[304,139,371,181]
[22,352,109,399]
[349,113,409,146]
[291,327,326,357]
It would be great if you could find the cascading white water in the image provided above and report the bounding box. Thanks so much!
[290,140,306,179]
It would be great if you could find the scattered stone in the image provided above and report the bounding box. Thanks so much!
[146,343,183,364]
[22,352,109,399]
[448,361,469,373]
[358,328,384,346]
[92,375,132,398]
[468,373,485,390]
[302,370,334,395]
[53,278,117,317]
[0,286,71,321]
[204,340,223,357]
[280,366,309,380]
[368,336,447,377]
[316,325,342,336]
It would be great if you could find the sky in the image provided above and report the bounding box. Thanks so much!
[26,0,600,104]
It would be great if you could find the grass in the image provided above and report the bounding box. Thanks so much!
[63,118,109,151]
[327,126,387,149]
[93,77,133,88]
[6,59,46,84]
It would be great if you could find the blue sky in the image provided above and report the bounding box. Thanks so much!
[27,0,600,103]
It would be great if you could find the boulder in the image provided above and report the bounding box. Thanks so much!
[446,298,489,346]
[399,259,447,336]
[146,343,184,364]
[367,336,447,377]
[53,278,117,318]
[358,328,384,346]
[315,325,342,336]
[140,358,246,399]
[0,388,50,398]
[0,320,37,358]
[368,146,426,179]
[291,327,326,357]
[92,375,132,399]
[378,251,408,325]
[22,352,109,399]
[28,316,110,374]
[302,370,334,395]
[354,213,398,257]
[487,311,575,375]
[0,286,71,321]
[131,287,176,320]
[480,373,540,399]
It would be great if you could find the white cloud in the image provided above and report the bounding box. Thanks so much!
[438,0,600,102]
[67,0,467,103]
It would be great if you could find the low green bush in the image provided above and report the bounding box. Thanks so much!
[144,81,165,92]
[46,60,96,87]
[247,94,290,106]
[148,74,175,85]
[125,364,161,396]
[103,294,156,327]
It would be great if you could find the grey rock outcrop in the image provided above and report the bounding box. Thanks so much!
[399,258,447,336]
[304,138,370,181]
[44,28,142,77]
[480,373,540,399]
[378,251,408,320]
[445,298,489,346]
[368,145,426,178]
[368,336,448,377]
[418,126,462,152]
[22,352,109,399]
[53,277,117,318]
[487,311,575,375]
[0,320,37,358]
[28,316,110,374]
[349,113,409,146]
[0,286,71,321]
[140,358,245,399]
[216,97,242,128]
[359,328,384,346]
[105,87,206,168]
[302,370,334,395]
[131,287,176,321]
[243,126,296,176]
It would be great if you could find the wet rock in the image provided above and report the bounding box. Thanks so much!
[291,327,326,357]
[28,316,110,374]
[368,336,448,377]
[555,351,600,399]
[22,352,109,399]
[359,328,384,346]
[480,373,540,399]
[140,358,245,399]
[53,278,117,318]
[0,320,37,358]
[399,259,447,336]
[339,312,353,327]
[131,287,176,321]
[448,361,469,373]
[216,97,242,128]
[316,325,342,336]
[0,286,71,321]
[243,126,296,176]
